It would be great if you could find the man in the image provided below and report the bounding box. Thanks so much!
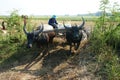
[48,15,58,29]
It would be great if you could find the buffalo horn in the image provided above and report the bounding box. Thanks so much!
[63,21,71,29]
[23,18,28,35]
[79,17,85,29]
[33,23,44,35]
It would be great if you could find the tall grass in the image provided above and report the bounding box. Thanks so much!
[0,10,26,64]
[89,0,120,79]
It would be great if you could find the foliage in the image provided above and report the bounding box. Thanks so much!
[0,10,42,64]
[0,11,23,64]
[6,10,21,28]
[90,0,120,79]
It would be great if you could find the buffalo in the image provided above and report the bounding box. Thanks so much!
[23,17,56,48]
[64,17,85,55]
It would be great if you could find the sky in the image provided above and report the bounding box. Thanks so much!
[0,0,120,16]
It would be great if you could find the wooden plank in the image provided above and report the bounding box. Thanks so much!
[42,28,66,33]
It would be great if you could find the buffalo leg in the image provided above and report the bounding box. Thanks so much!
[68,43,72,55]
[75,42,80,50]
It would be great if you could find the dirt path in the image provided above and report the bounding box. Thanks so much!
[0,50,100,80]
[0,38,100,80]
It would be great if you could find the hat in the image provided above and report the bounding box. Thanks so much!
[52,15,56,18]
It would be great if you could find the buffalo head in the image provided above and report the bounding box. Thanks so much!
[23,18,43,48]
[63,17,85,54]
